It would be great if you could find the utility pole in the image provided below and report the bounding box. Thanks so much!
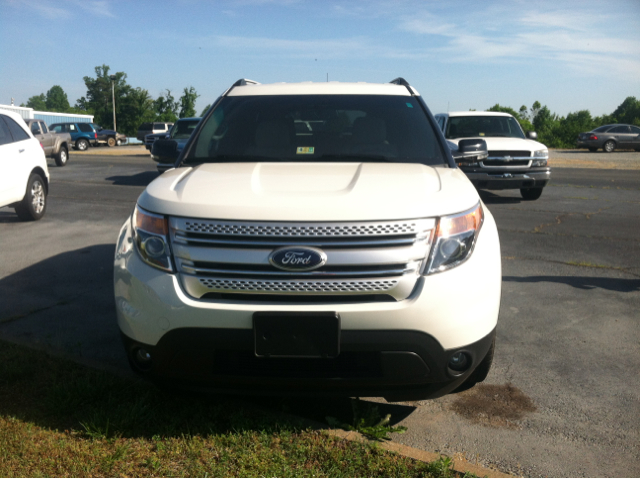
[109,74,117,131]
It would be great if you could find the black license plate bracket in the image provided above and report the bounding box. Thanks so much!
[253,312,340,358]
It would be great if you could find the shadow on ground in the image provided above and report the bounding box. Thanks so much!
[106,171,159,186]
[503,275,640,293]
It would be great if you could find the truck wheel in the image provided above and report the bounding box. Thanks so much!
[107,137,116,147]
[603,140,616,153]
[588,147,598,152]
[54,146,68,167]
[76,138,89,151]
[521,187,543,201]
[15,173,47,221]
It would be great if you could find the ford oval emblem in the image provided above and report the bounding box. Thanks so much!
[269,246,327,272]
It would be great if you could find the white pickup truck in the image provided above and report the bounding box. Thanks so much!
[435,111,551,200]
[114,78,501,401]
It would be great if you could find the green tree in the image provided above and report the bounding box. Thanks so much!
[119,87,156,136]
[199,104,211,117]
[154,89,178,122]
[78,64,132,130]
[45,85,71,112]
[533,106,562,147]
[611,96,640,126]
[179,86,199,118]
[26,93,46,111]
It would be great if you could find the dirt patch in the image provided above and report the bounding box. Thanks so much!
[450,383,536,428]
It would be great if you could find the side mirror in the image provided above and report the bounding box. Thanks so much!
[151,139,179,164]
[451,139,488,166]
[526,131,538,140]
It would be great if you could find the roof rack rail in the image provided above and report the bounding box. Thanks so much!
[389,77,415,95]
[231,79,260,87]
[389,77,410,87]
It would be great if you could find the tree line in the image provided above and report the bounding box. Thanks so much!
[22,65,640,145]
[22,65,210,137]
[487,96,640,148]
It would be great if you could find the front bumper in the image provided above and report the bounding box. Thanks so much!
[462,167,550,190]
[114,208,501,400]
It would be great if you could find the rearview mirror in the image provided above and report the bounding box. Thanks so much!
[526,131,538,140]
[151,139,179,164]
[451,139,488,166]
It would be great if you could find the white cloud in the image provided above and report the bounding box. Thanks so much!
[7,0,115,19]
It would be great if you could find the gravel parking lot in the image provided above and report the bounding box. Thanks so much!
[1,151,638,477]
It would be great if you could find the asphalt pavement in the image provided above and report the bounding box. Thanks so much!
[0,152,638,477]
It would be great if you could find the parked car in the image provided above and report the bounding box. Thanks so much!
[150,117,201,172]
[0,110,49,220]
[91,124,127,147]
[435,111,551,200]
[114,78,501,402]
[24,119,72,167]
[49,122,98,151]
[137,122,173,142]
[144,125,173,151]
[576,124,640,152]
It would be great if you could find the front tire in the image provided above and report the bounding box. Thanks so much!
[15,173,47,221]
[603,140,616,153]
[76,138,89,151]
[107,137,116,147]
[521,187,543,201]
[54,146,68,167]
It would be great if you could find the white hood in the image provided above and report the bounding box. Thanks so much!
[137,162,480,222]
[447,137,547,152]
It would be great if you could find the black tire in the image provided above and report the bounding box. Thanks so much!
[107,136,116,147]
[452,338,495,393]
[76,138,89,151]
[588,147,598,152]
[54,146,68,167]
[15,173,47,221]
[603,140,616,153]
[520,187,543,201]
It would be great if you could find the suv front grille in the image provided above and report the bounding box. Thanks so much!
[487,150,531,157]
[169,218,434,301]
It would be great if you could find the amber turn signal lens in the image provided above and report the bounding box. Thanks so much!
[134,206,168,235]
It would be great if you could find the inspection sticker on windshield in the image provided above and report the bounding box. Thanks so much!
[296,147,315,154]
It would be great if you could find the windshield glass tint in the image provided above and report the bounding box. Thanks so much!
[171,119,200,139]
[445,116,525,139]
[186,95,446,165]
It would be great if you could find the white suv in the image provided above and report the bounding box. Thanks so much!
[114,78,501,401]
[435,112,551,200]
[0,110,49,221]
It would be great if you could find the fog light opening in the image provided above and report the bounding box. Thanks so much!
[448,352,471,374]
[132,347,153,371]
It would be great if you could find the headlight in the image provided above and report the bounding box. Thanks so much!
[423,203,484,275]
[532,149,548,167]
[132,205,173,272]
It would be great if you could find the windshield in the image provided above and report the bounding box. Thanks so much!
[445,116,525,139]
[185,95,446,166]
[171,119,201,140]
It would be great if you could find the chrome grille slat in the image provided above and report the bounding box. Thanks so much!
[169,217,434,300]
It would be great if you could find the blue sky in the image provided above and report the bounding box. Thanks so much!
[1,0,639,118]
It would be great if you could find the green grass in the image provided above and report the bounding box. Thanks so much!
[0,341,468,477]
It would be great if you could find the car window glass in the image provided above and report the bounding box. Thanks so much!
[609,126,629,133]
[445,116,525,139]
[51,125,62,133]
[629,126,640,134]
[593,125,610,132]
[78,123,93,132]
[171,119,200,139]
[0,116,13,146]
[40,122,48,133]
[31,122,41,135]
[69,124,76,131]
[3,116,30,142]
[188,95,446,166]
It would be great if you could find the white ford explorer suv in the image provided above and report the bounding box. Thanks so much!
[435,111,551,200]
[114,78,501,401]
[0,110,49,221]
